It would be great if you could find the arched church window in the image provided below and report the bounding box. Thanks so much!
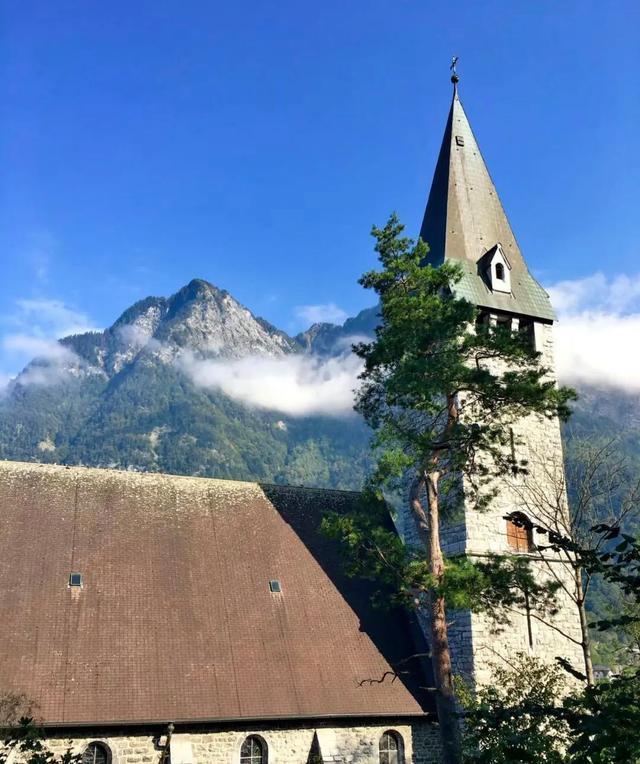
[495,262,505,281]
[240,736,267,764]
[81,743,110,764]
[379,730,404,764]
[506,513,534,553]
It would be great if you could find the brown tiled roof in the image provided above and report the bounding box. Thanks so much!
[0,461,432,726]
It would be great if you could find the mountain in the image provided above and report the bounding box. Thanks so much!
[0,279,371,488]
[3,279,640,493]
[296,306,379,355]
[2,278,639,664]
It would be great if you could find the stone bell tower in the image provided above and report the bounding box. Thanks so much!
[416,69,584,685]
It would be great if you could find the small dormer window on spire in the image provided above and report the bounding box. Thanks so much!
[480,244,512,294]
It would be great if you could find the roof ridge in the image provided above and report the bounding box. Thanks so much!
[0,459,364,496]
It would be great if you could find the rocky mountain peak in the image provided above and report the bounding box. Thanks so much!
[19,279,302,386]
[152,278,298,359]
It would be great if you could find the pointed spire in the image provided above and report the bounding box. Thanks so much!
[418,71,555,320]
[419,73,525,273]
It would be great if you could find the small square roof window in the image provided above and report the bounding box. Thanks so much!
[455,135,465,146]
[69,572,83,587]
[269,580,282,593]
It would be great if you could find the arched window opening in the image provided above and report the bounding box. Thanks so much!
[495,262,505,281]
[240,736,267,764]
[506,513,534,553]
[379,730,404,764]
[81,743,110,764]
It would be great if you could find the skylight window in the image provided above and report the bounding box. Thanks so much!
[69,572,83,587]
[269,580,282,593]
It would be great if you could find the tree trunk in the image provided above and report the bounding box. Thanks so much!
[407,394,462,763]
[574,568,595,685]
[424,470,462,764]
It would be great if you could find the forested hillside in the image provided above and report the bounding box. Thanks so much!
[0,279,372,488]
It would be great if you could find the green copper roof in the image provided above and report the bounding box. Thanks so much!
[453,259,556,321]
[419,83,555,322]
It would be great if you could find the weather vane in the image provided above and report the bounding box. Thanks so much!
[450,56,459,84]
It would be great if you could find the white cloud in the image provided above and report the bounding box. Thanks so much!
[0,297,98,385]
[16,363,75,387]
[180,351,362,417]
[12,299,95,338]
[547,272,640,315]
[2,334,77,362]
[116,323,154,350]
[554,312,640,391]
[547,271,640,392]
[1,334,84,388]
[295,303,348,326]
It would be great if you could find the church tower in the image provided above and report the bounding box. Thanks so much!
[417,69,584,685]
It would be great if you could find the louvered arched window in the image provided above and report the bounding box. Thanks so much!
[379,730,404,764]
[240,736,267,764]
[506,512,534,553]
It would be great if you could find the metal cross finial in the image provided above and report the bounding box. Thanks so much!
[450,56,460,86]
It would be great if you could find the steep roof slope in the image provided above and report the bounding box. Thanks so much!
[419,85,554,321]
[0,461,431,726]
[420,89,523,273]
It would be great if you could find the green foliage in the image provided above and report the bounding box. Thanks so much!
[0,360,371,490]
[353,213,576,506]
[563,405,640,662]
[564,669,640,763]
[323,500,561,621]
[459,524,640,763]
[0,717,80,764]
[460,645,640,762]
[459,654,570,763]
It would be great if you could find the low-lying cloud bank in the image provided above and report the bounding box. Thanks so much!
[3,272,639,407]
[183,271,640,417]
[180,351,363,417]
[0,297,98,392]
[549,272,640,393]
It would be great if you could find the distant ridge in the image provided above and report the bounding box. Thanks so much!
[0,279,372,488]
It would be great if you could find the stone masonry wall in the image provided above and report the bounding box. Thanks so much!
[400,319,585,686]
[447,320,584,684]
[18,720,441,764]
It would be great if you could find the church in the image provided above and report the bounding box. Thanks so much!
[0,73,582,764]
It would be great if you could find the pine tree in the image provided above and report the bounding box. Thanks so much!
[352,214,575,763]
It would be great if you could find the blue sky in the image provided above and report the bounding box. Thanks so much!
[1,1,639,381]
